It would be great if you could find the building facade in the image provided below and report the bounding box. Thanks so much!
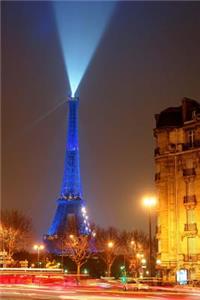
[154,98,200,282]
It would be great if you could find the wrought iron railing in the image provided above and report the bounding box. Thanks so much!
[183,254,198,262]
[183,195,197,205]
[183,168,196,176]
[184,223,197,232]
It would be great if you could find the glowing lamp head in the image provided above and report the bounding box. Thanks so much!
[33,244,44,250]
[33,245,38,250]
[141,258,146,264]
[143,196,157,208]
[156,259,161,265]
[108,241,114,248]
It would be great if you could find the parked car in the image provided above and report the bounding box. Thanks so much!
[123,279,149,291]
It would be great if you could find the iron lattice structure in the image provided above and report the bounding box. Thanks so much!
[44,96,90,253]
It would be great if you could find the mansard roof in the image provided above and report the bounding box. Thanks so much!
[155,97,200,129]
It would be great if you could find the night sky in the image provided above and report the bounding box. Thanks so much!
[2,1,200,240]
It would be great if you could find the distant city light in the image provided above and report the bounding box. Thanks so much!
[83,268,88,274]
[81,207,86,214]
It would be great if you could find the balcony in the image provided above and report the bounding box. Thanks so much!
[183,168,196,177]
[183,195,197,209]
[154,147,160,156]
[182,140,200,151]
[184,223,198,236]
[156,225,161,239]
[155,173,161,181]
[183,254,198,262]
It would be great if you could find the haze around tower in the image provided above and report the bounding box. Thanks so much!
[53,2,115,97]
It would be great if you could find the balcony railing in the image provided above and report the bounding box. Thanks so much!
[156,225,161,233]
[154,140,200,157]
[182,140,200,150]
[183,254,198,262]
[183,168,196,177]
[155,173,161,181]
[184,223,197,232]
[154,148,160,156]
[183,195,197,208]
[155,225,161,239]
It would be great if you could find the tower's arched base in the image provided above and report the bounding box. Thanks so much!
[44,198,90,254]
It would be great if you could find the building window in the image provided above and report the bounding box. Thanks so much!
[188,237,196,254]
[187,129,195,147]
[158,239,161,252]
[187,209,195,224]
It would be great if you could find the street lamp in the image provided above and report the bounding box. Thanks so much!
[143,196,157,277]
[108,241,114,248]
[156,259,161,265]
[141,258,146,265]
[33,244,44,267]
[106,241,114,277]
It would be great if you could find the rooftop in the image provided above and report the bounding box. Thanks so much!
[155,97,200,129]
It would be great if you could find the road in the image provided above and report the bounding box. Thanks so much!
[1,285,200,300]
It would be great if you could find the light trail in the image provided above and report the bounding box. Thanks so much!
[1,284,200,300]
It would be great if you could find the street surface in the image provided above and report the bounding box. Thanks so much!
[1,285,200,300]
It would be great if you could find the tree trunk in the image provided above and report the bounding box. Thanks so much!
[108,263,112,277]
[77,263,81,283]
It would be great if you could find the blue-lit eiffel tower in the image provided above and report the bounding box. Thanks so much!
[44,96,90,253]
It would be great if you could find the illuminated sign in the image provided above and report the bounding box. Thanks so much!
[176,269,188,285]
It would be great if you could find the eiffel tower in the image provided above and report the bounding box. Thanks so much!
[44,96,90,253]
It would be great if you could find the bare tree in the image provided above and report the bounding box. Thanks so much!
[120,229,149,277]
[64,234,91,277]
[95,227,121,277]
[0,210,33,257]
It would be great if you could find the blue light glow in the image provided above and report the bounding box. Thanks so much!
[61,96,82,197]
[53,2,115,96]
[46,96,90,250]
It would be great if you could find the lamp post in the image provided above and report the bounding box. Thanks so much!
[143,196,157,277]
[33,244,44,267]
[107,241,114,277]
